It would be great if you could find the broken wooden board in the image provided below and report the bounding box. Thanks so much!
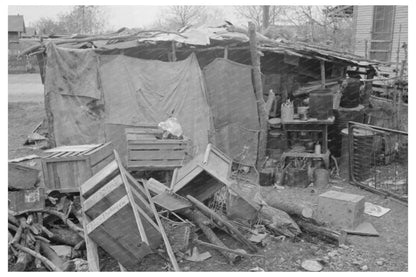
[172,144,233,201]
[80,151,162,271]
[152,191,192,212]
[8,163,39,190]
[343,221,379,237]
[146,178,169,195]
[8,187,45,215]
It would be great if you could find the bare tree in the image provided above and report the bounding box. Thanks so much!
[234,6,287,30]
[162,6,207,30]
[32,5,107,35]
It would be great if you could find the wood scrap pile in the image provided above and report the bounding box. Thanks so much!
[8,141,346,272]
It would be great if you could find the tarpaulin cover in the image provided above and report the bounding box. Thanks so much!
[44,43,211,161]
[203,58,259,165]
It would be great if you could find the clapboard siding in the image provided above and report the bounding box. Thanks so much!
[353,5,408,65]
[391,6,408,64]
[353,6,374,57]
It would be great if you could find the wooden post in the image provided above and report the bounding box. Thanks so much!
[395,24,402,77]
[248,21,268,169]
[364,39,368,59]
[320,60,326,89]
[171,41,177,62]
[224,46,228,59]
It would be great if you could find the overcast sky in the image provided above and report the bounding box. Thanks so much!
[8,5,242,30]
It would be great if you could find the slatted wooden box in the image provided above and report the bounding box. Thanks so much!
[126,128,190,171]
[172,144,233,201]
[42,143,114,193]
[80,157,162,271]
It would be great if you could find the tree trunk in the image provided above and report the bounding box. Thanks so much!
[258,205,301,237]
[259,187,314,218]
[248,21,268,169]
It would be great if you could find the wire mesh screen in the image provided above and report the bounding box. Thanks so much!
[348,122,408,203]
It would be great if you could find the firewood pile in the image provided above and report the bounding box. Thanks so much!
[8,193,88,271]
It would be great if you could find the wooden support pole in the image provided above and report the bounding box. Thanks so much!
[248,21,268,169]
[364,39,368,59]
[171,41,177,62]
[142,181,180,272]
[186,195,257,253]
[320,60,326,89]
[224,46,228,59]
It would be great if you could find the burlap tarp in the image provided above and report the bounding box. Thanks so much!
[203,58,259,165]
[45,43,211,161]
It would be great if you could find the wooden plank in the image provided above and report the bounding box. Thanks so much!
[80,196,100,272]
[81,160,119,198]
[89,142,114,167]
[83,175,124,215]
[127,160,183,169]
[143,182,180,271]
[91,153,115,175]
[86,195,129,234]
[144,178,169,195]
[152,191,192,212]
[128,150,186,160]
[115,151,150,245]
[44,144,101,153]
[129,183,154,217]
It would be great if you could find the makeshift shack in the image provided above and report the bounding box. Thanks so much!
[23,24,378,167]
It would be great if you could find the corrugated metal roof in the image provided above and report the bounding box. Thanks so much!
[8,15,25,33]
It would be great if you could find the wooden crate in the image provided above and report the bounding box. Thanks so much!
[8,187,45,215]
[126,128,189,171]
[80,153,162,271]
[172,144,233,201]
[42,143,114,193]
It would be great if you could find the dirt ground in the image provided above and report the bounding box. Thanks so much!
[8,74,408,272]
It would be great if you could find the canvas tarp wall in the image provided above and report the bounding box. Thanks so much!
[44,43,211,161]
[203,58,260,166]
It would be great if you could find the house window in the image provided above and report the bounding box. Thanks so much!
[370,6,394,61]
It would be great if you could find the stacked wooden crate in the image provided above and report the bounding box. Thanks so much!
[41,143,114,192]
[80,153,162,271]
[126,128,190,171]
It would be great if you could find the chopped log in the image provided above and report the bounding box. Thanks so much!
[39,241,66,271]
[42,208,84,236]
[11,237,33,272]
[181,209,241,264]
[14,243,62,272]
[260,187,314,218]
[10,217,26,245]
[295,218,346,245]
[258,205,301,238]
[186,195,257,253]
[8,210,19,226]
[49,227,83,246]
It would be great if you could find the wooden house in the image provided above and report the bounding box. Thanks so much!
[352,6,408,66]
